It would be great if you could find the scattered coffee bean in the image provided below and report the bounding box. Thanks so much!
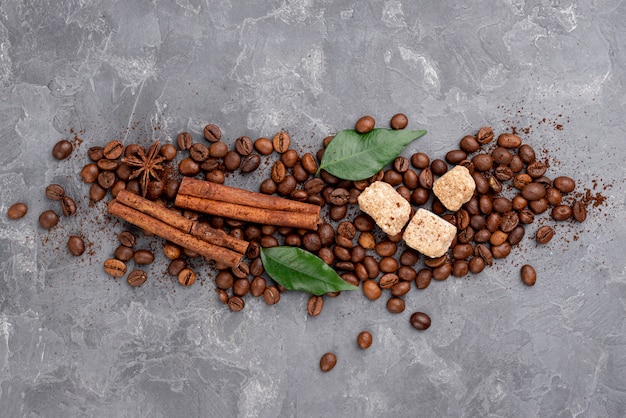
[320,352,337,372]
[227,296,245,312]
[355,115,375,133]
[263,286,281,305]
[61,195,77,216]
[203,124,222,142]
[178,268,196,286]
[254,137,273,154]
[127,270,148,287]
[520,264,536,286]
[272,131,291,153]
[390,113,408,130]
[307,295,324,317]
[38,210,59,230]
[363,280,382,300]
[357,331,373,349]
[45,184,65,201]
[386,297,405,313]
[67,236,85,256]
[535,225,555,244]
[410,312,431,331]
[52,139,73,160]
[133,249,155,265]
[572,201,587,222]
[104,258,127,278]
[7,202,28,220]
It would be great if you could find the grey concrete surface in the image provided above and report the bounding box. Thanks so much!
[1,1,625,417]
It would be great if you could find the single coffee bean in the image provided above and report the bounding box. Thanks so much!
[490,230,508,246]
[507,225,526,246]
[472,172,490,194]
[410,312,431,331]
[227,296,245,312]
[67,236,85,256]
[337,222,356,239]
[272,131,291,153]
[178,157,201,176]
[375,241,397,258]
[263,286,281,305]
[7,202,28,220]
[500,211,519,233]
[479,195,493,215]
[80,163,99,183]
[411,152,430,169]
[189,142,210,162]
[233,136,253,156]
[459,135,480,153]
[133,249,155,265]
[522,183,547,201]
[553,176,576,193]
[497,133,522,149]
[320,352,337,372]
[203,124,222,142]
[61,195,77,216]
[551,204,572,221]
[363,280,382,300]
[355,115,375,133]
[301,152,318,174]
[535,225,555,244]
[165,259,185,277]
[240,154,261,174]
[526,161,547,178]
[379,273,399,289]
[307,295,324,317]
[223,150,241,171]
[89,183,107,202]
[232,261,250,279]
[518,208,535,224]
[38,210,59,230]
[329,188,350,205]
[468,257,485,274]
[97,171,116,189]
[518,144,536,163]
[52,139,73,160]
[158,143,177,161]
[45,184,65,201]
[316,223,334,247]
[476,126,494,145]
[472,154,493,172]
[512,195,528,211]
[176,132,193,150]
[127,270,148,287]
[475,244,493,266]
[430,159,448,176]
[302,232,322,252]
[215,271,234,290]
[390,113,408,129]
[445,150,467,165]
[452,260,469,277]
[491,147,513,165]
[545,187,563,206]
[494,165,514,181]
[383,169,403,186]
[254,137,273,154]
[103,258,127,278]
[520,264,537,286]
[492,197,513,214]
[415,269,432,289]
[529,198,549,214]
[96,158,119,171]
[178,268,196,286]
[424,255,446,268]
[419,167,434,189]
[491,242,511,258]
[233,278,251,297]
[280,150,299,169]
[387,297,406,314]
[102,140,123,159]
[402,169,419,190]
[473,228,491,243]
[488,176,503,194]
[162,242,181,260]
[118,231,136,247]
[249,276,267,297]
[88,146,104,161]
[452,243,473,260]
[572,201,587,222]
[432,263,452,281]
[357,331,373,349]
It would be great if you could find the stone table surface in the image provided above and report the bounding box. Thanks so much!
[1,1,625,417]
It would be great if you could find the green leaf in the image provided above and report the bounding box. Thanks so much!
[260,246,358,296]
[317,128,427,181]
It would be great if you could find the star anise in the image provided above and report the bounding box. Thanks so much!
[122,141,166,197]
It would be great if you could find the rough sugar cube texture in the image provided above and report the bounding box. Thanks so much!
[403,208,457,258]
[357,181,411,236]
[432,165,476,211]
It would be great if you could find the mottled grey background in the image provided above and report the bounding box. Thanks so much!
[1,1,625,417]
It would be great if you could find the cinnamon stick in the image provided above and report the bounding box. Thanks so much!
[108,199,244,268]
[115,190,248,254]
[175,177,322,230]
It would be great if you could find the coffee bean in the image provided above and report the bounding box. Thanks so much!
[104,258,127,277]
[133,249,155,265]
[101,140,122,160]
[363,280,382,300]
[432,263,452,281]
[468,257,485,274]
[67,236,85,256]
[476,126,494,145]
[572,201,587,222]
[178,157,201,176]
[232,278,250,297]
[222,150,241,171]
[551,204,572,221]
[45,184,65,201]
[386,297,405,313]
[38,210,59,230]
[189,142,210,162]
[96,171,116,190]
[410,312,431,331]
[529,198,549,214]
[96,158,119,172]
[89,183,107,202]
[479,195,493,215]
[472,172,489,194]
[452,243,473,260]
[491,242,511,258]
[520,264,536,286]
[240,154,261,174]
[215,271,234,290]
[475,244,493,266]
[390,113,408,130]
[178,268,196,286]
[472,154,493,172]
[176,132,193,150]
[320,352,337,372]
[379,273,399,289]
[355,115,375,133]
[419,167,434,189]
[127,270,148,287]
[526,161,547,178]
[329,188,350,205]
[231,136,252,156]
[307,295,324,317]
[518,144,536,163]
[553,176,576,193]
[411,152,430,169]
[61,195,77,216]
[203,124,222,142]
[52,139,73,160]
[492,197,513,214]
[118,231,135,247]
[88,146,104,161]
[7,202,28,220]
[459,135,480,153]
[357,331,373,349]
[248,276,267,297]
[491,147,513,165]
[512,195,528,211]
[302,232,322,252]
[430,159,448,176]
[452,260,469,277]
[383,169,403,186]
[227,296,245,312]
[490,230,508,246]
[535,225,554,244]
[80,164,99,183]
[522,183,547,201]
[272,131,291,153]
[501,211,519,233]
[253,137,273,155]
[507,225,525,246]
[518,208,535,224]
[263,286,281,305]
[445,150,467,165]
[497,133,522,149]
[375,241,397,257]
[494,165,514,181]
[412,269,430,290]
[298,152,317,174]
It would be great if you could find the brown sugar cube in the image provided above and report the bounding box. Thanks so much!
[403,209,457,258]
[357,181,411,236]
[432,165,476,211]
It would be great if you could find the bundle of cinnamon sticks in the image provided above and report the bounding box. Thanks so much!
[107,177,322,268]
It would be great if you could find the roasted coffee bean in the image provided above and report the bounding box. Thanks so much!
[123,144,142,157]
[88,146,104,161]
[189,142,210,162]
[248,258,264,277]
[176,132,193,150]
[284,233,302,248]
[383,169,403,186]
[423,255,446,268]
[361,256,379,278]
[315,223,334,247]
[341,273,359,287]
[510,155,524,173]
[307,295,324,316]
[253,137,273,155]
[521,183,546,201]
[127,270,148,287]
[320,352,337,372]
[379,257,398,273]
[399,249,419,266]
[486,213,502,232]
[113,244,133,260]
[500,211,519,233]
[452,260,469,277]
[133,249,154,265]
[317,248,334,265]
[419,168,434,189]
[215,289,229,304]
[259,178,277,195]
[410,312,431,331]
[272,131,291,153]
[336,222,356,240]
[240,154,261,174]
[397,266,417,282]
[357,331,373,349]
[494,165,514,181]
[227,296,245,312]
[300,152,318,174]
[459,135,480,153]
[357,232,375,250]
[391,278,411,295]
[411,152,430,169]
[521,264,536,286]
[52,139,73,160]
[375,241,397,257]
[491,147,513,165]
[277,175,297,196]
[80,163,99,183]
[271,161,287,184]
[352,216,373,234]
[355,115,375,133]
[159,143,177,161]
[445,150,467,165]
[146,180,164,199]
[279,150,298,169]
[518,144,536,163]
[206,142,227,159]
[233,136,252,156]
[333,245,351,262]
[101,140,122,160]
[475,244,493,266]
[97,171,116,189]
[203,124,221,142]
[362,280,382,300]
[402,169,419,189]
[526,161,547,178]
[263,286,281,305]
[491,242,511,258]
[178,157,201,176]
[200,158,219,172]
[497,133,522,149]
[350,246,366,264]
[529,198,549,214]
[329,188,350,205]
[518,208,535,224]
[512,195,528,211]
[553,176,576,193]
[472,154,493,172]
[490,230,508,246]
[551,204,572,221]
[471,172,489,195]
[469,214,486,230]
[507,225,525,245]
[61,195,77,216]
[165,259,185,277]
[479,195,493,215]
[468,257,485,274]
[452,243,473,260]
[369,170,384,183]
[476,126,494,145]
[474,228,491,243]
[379,273,399,289]
[289,163,306,183]
[215,271,234,290]
[7,202,28,220]
[223,150,241,171]
[335,234,353,249]
[572,201,587,222]
[488,176,503,194]
[415,268,432,289]
[535,225,554,244]
[115,163,132,181]
[386,297,405,313]
[233,278,251,297]
[335,261,355,271]
[455,209,470,230]
[232,261,250,279]
[45,184,65,201]
[90,183,107,201]
[177,268,196,286]
[249,276,267,297]
[354,263,369,281]
[545,187,563,206]
[104,258,127,278]
[430,159,448,176]
[390,113,408,130]
[38,210,59,230]
[67,236,85,256]
[409,188,428,206]
[162,242,182,260]
[457,227,475,243]
[492,197,512,214]
[513,173,532,190]
[302,232,322,252]
[391,156,409,173]
[432,263,452,281]
[303,178,324,196]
